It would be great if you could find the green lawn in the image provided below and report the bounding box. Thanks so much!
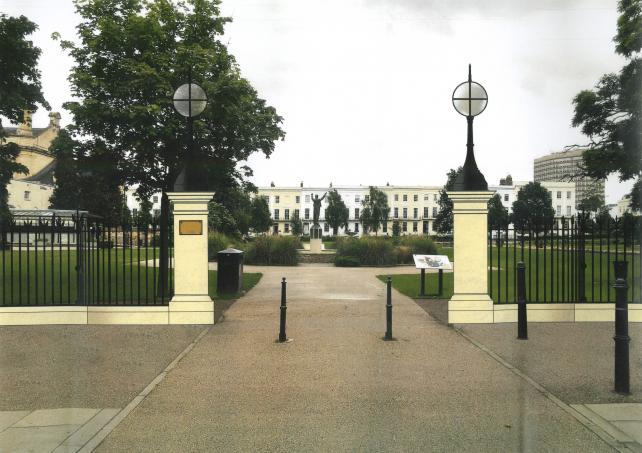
[208,271,262,300]
[377,273,454,299]
[379,245,640,304]
[0,249,262,305]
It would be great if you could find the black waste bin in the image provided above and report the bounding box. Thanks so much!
[217,248,244,294]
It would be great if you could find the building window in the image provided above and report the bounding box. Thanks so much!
[566,191,571,199]
[274,209,280,220]
[133,208,138,217]
[557,191,561,199]
[556,205,561,216]
[324,223,329,232]
[402,221,407,232]
[153,196,158,203]
[413,208,418,219]
[403,208,407,219]
[285,209,290,220]
[304,208,310,220]
[504,194,509,202]
[423,221,429,233]
[403,194,408,202]
[567,205,572,216]
[424,207,428,218]
[324,208,327,219]
[355,195,360,203]
[24,191,30,200]
[354,223,359,233]
[305,195,310,203]
[355,208,360,219]
[294,209,300,218]
[275,195,280,204]
[153,209,160,217]
[284,223,290,233]
[413,221,418,232]
[365,195,370,202]
[394,207,399,218]
[383,222,387,233]
[296,196,300,203]
[424,194,429,201]
[432,207,437,217]
[433,194,438,202]
[394,194,399,201]
[413,194,418,202]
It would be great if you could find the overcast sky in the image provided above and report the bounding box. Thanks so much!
[3,0,634,202]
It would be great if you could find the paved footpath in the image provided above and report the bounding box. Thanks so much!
[89,265,631,452]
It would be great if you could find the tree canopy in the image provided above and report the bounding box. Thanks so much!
[511,182,555,232]
[571,0,641,210]
[360,186,389,235]
[325,189,349,236]
[434,167,463,234]
[0,14,49,227]
[488,194,509,230]
[249,196,272,234]
[55,0,285,202]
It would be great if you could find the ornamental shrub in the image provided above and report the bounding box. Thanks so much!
[244,236,300,265]
[208,232,237,261]
[400,235,438,255]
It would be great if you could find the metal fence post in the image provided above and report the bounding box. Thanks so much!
[613,261,630,395]
[279,277,287,342]
[517,261,527,340]
[76,215,85,305]
[438,269,443,296]
[384,276,393,341]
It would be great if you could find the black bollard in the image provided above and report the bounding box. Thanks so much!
[438,269,443,297]
[517,262,528,340]
[384,276,393,341]
[420,269,426,297]
[279,277,287,343]
[613,261,630,395]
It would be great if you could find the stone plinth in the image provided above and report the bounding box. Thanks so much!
[310,225,322,253]
[447,191,494,323]
[167,192,215,324]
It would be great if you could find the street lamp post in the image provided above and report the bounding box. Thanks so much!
[172,69,208,191]
[451,64,489,191]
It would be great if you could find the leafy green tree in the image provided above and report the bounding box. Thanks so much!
[360,186,390,235]
[208,184,253,237]
[325,189,349,236]
[488,194,509,230]
[250,196,272,234]
[577,184,605,213]
[595,206,614,230]
[49,129,125,225]
[571,0,641,210]
[136,197,154,227]
[291,212,303,236]
[0,14,49,227]
[434,167,463,234]
[392,220,401,237]
[510,182,555,232]
[499,175,513,186]
[55,0,284,288]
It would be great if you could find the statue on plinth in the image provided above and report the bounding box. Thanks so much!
[311,193,326,226]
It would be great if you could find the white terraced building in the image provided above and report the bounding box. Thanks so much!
[258,181,576,237]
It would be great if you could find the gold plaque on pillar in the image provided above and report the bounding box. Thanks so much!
[179,220,202,235]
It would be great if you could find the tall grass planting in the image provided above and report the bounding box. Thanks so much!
[244,236,301,265]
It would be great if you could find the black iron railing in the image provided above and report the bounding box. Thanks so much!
[489,215,641,304]
[0,214,173,306]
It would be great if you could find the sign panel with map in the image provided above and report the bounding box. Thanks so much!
[413,255,452,270]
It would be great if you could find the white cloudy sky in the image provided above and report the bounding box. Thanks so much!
[2,0,634,202]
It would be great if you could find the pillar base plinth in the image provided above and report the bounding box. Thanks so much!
[448,294,494,324]
[169,294,214,324]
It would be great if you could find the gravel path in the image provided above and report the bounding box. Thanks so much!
[96,265,615,452]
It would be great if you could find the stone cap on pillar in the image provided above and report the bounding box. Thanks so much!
[447,191,494,213]
[166,192,215,214]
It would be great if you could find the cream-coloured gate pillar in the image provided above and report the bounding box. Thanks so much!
[447,191,494,323]
[167,192,215,324]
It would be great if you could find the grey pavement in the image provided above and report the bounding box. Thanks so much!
[0,325,203,411]
[95,265,621,452]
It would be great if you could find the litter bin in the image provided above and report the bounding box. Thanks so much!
[217,248,244,294]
